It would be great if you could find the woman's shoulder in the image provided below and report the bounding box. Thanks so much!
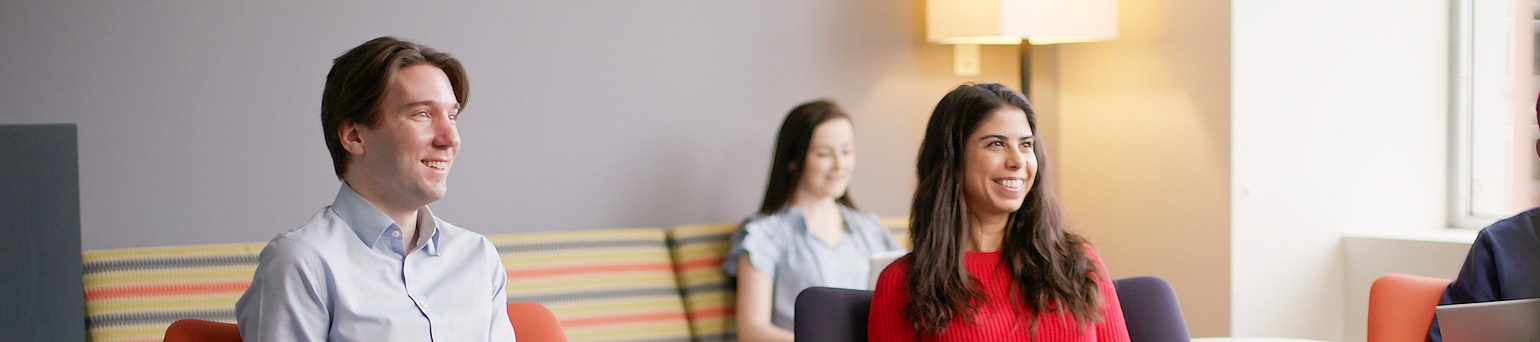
[874,255,913,291]
[733,209,804,249]
[1077,242,1104,260]
[740,208,799,232]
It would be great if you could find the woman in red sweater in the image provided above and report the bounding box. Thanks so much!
[868,83,1129,341]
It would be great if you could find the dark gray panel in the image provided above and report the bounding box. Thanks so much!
[0,124,85,341]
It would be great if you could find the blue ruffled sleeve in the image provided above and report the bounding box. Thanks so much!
[722,215,788,278]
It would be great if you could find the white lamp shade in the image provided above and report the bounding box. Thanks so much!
[927,0,1118,45]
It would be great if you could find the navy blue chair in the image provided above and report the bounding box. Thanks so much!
[794,286,873,342]
[1114,276,1191,342]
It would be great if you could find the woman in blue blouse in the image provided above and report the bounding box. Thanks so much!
[722,99,904,341]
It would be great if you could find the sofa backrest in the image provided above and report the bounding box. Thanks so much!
[81,242,265,342]
[667,223,739,341]
[77,220,907,342]
[488,227,693,342]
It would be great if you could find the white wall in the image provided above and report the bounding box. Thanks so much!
[0,1,1023,249]
[1232,0,1450,340]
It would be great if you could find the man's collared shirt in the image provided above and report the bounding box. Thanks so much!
[236,183,516,341]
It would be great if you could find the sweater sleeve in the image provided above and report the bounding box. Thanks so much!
[868,257,919,342]
[1085,247,1131,342]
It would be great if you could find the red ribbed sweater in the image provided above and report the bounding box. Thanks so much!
[867,249,1129,341]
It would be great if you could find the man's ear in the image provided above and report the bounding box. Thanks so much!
[340,122,366,156]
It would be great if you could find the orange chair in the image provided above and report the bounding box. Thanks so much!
[508,302,568,342]
[1367,273,1452,342]
[164,318,241,342]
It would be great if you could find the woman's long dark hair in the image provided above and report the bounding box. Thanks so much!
[905,83,1103,336]
[757,99,859,214]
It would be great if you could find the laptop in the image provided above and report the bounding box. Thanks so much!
[866,250,908,290]
[1435,298,1540,342]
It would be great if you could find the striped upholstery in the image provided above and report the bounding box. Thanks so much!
[880,216,912,249]
[77,222,902,342]
[666,223,739,341]
[666,218,911,341]
[81,242,265,342]
[489,227,693,342]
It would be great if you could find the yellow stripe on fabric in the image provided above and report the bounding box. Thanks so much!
[508,274,678,295]
[677,271,727,283]
[82,243,265,262]
[84,267,256,287]
[689,317,734,330]
[87,293,243,315]
[501,246,663,256]
[484,227,666,244]
[545,296,686,316]
[565,322,693,341]
[669,224,736,238]
[676,268,725,284]
[510,281,678,295]
[88,324,173,342]
[508,270,676,284]
[683,292,732,307]
[672,244,729,260]
[677,270,729,284]
[501,248,670,266]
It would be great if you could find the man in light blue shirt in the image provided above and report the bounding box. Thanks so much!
[235,36,517,341]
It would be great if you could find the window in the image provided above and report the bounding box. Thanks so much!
[1451,0,1538,228]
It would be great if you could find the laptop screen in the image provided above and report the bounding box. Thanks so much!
[1434,298,1540,341]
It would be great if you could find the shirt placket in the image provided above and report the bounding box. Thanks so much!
[388,225,439,341]
[402,252,439,341]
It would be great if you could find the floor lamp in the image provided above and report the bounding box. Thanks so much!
[926,0,1119,94]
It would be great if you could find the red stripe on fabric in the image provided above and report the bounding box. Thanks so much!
[687,306,734,320]
[676,258,725,272]
[85,281,250,301]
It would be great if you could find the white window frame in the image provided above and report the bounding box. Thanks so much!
[1450,0,1531,229]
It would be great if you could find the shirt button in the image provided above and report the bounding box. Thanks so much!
[391,230,401,238]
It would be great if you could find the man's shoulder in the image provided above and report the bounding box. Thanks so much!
[432,218,499,251]
[1481,207,1540,237]
[257,207,352,257]
[276,206,351,241]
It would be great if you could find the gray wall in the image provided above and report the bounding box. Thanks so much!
[0,1,1020,250]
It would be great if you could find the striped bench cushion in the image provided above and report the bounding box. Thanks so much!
[81,242,265,342]
[489,227,692,342]
[666,223,739,341]
[666,218,911,341]
[880,216,912,249]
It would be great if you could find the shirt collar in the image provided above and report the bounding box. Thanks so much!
[331,183,442,256]
[779,204,859,233]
